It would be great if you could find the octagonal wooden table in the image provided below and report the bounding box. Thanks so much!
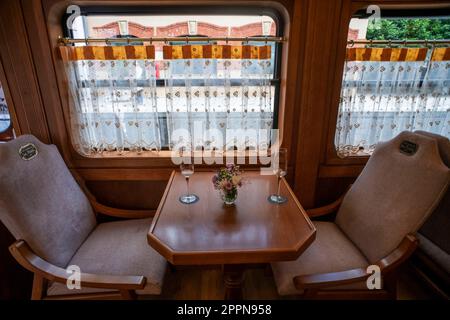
[147,170,316,299]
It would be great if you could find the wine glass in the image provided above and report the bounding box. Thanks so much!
[179,162,199,204]
[268,148,288,204]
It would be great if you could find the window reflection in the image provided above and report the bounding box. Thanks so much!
[0,80,14,141]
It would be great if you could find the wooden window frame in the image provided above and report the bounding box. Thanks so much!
[324,2,450,168]
[57,4,287,157]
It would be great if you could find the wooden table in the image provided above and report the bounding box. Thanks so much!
[147,170,316,299]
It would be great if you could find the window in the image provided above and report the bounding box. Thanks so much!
[62,8,282,155]
[335,10,450,157]
[0,80,13,141]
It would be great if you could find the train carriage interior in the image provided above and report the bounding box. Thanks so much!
[0,0,449,308]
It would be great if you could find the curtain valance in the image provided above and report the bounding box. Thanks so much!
[59,44,272,61]
[59,46,156,61]
[431,47,450,61]
[346,47,428,62]
[346,47,450,62]
[162,45,271,60]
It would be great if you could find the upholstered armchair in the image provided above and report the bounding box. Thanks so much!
[0,135,167,300]
[272,131,450,299]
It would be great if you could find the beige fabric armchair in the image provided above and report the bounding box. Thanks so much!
[0,135,167,300]
[272,131,450,299]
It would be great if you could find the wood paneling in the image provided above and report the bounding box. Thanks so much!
[20,0,73,163]
[293,0,344,208]
[86,180,168,210]
[0,0,50,143]
[314,177,356,208]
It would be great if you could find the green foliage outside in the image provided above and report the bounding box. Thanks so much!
[366,18,450,41]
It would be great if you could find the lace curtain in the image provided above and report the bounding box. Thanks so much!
[59,44,273,156]
[162,44,273,151]
[336,47,450,157]
[60,46,162,155]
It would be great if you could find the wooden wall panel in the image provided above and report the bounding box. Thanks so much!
[20,0,73,164]
[293,0,344,208]
[0,0,50,143]
[314,177,356,207]
[86,180,168,210]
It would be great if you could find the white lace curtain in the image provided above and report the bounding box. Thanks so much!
[163,56,273,152]
[60,44,273,156]
[336,47,449,157]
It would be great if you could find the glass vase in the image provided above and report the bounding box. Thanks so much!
[221,190,238,206]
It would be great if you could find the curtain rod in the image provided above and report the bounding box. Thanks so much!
[59,36,285,45]
[348,39,450,46]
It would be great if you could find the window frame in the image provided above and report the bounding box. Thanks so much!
[62,5,285,147]
[325,5,450,167]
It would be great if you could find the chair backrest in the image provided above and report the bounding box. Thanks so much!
[414,131,450,167]
[0,135,96,268]
[336,131,450,264]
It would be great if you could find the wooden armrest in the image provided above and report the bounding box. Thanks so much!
[91,200,156,219]
[294,268,369,290]
[70,169,155,219]
[306,195,345,218]
[9,240,146,290]
[294,234,418,290]
[306,184,352,218]
[377,234,418,274]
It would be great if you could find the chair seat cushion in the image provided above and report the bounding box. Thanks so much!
[271,221,369,296]
[47,218,167,296]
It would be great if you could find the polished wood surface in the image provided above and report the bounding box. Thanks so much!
[148,171,316,265]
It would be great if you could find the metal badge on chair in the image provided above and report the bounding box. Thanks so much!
[399,140,418,156]
[19,143,38,161]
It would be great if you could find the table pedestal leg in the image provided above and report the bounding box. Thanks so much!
[223,264,245,300]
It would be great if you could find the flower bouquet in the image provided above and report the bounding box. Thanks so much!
[212,164,243,206]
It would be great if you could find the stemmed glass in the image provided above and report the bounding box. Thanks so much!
[268,148,288,204]
[179,161,199,204]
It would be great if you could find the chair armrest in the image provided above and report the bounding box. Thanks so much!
[306,184,352,218]
[377,234,418,274]
[9,240,146,290]
[70,169,155,219]
[294,268,368,290]
[294,234,418,290]
[306,195,345,218]
[91,200,156,219]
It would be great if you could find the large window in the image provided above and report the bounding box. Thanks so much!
[63,8,282,155]
[335,10,450,157]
